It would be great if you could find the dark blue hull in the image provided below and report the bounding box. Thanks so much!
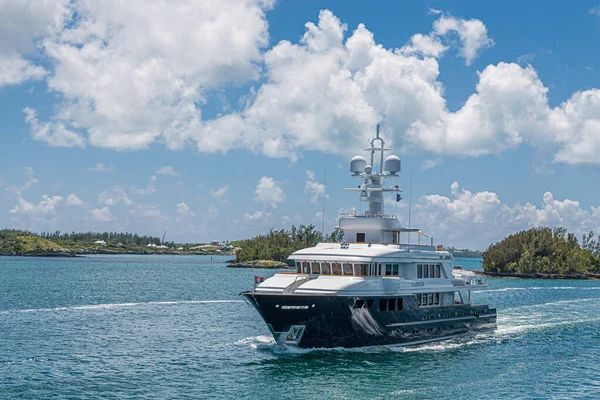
[241,292,496,348]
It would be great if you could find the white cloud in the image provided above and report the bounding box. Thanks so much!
[89,207,112,222]
[400,33,447,58]
[433,15,494,65]
[156,166,178,176]
[412,182,600,249]
[23,107,86,147]
[66,194,84,207]
[10,194,64,217]
[0,0,70,87]
[22,0,272,151]
[244,210,273,224]
[590,7,600,16]
[98,186,132,205]
[88,163,115,172]
[304,170,329,204]
[254,176,284,207]
[176,202,190,216]
[210,185,229,200]
[131,176,157,196]
[420,157,444,171]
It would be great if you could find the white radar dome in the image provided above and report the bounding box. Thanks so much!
[350,156,367,176]
[364,165,373,174]
[384,155,401,175]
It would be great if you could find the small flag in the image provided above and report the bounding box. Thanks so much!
[396,194,402,202]
[255,276,265,284]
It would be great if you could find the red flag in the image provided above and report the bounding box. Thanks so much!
[255,276,265,284]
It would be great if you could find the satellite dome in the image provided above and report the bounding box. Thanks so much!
[364,165,373,174]
[384,155,401,175]
[350,156,367,176]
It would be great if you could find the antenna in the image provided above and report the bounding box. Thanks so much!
[321,168,326,235]
[408,168,413,245]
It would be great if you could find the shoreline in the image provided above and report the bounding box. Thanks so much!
[0,250,235,258]
[481,271,600,280]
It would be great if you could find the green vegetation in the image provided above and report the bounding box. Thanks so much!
[234,225,343,264]
[483,227,600,275]
[0,229,231,256]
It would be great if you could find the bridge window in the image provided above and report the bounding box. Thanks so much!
[367,299,374,308]
[388,298,395,311]
[379,298,387,312]
[343,263,353,275]
[417,264,423,278]
[435,265,441,278]
[392,264,399,275]
[354,299,365,309]
[416,294,421,306]
[434,293,440,305]
[356,233,366,242]
[355,264,368,276]
[322,262,331,274]
[428,293,434,305]
[424,265,429,278]
[332,263,342,275]
[392,231,399,244]
[311,262,320,274]
[385,264,392,276]
[302,262,309,274]
[296,262,301,273]
[397,298,403,311]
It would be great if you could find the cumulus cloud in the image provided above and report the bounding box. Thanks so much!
[244,210,273,224]
[156,166,179,176]
[254,176,284,207]
[98,186,132,206]
[210,185,229,200]
[88,163,115,172]
[10,194,64,217]
[23,107,85,147]
[176,202,190,216]
[412,182,600,249]
[21,0,272,151]
[305,170,329,204]
[131,176,157,196]
[66,194,84,207]
[89,207,112,222]
[0,0,70,87]
[433,15,494,65]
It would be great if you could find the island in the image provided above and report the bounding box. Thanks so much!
[0,229,235,257]
[482,227,600,279]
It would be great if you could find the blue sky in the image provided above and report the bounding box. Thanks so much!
[1,0,600,249]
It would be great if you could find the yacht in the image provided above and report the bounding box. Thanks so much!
[241,126,496,348]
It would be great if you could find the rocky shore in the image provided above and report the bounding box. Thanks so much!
[227,260,294,269]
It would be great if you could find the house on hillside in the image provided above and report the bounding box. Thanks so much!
[93,240,107,246]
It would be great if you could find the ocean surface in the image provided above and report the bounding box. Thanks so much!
[1,255,599,399]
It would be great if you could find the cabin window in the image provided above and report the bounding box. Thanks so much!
[295,262,301,273]
[392,264,399,275]
[454,292,464,305]
[435,265,441,278]
[356,264,368,276]
[367,299,374,308]
[417,264,423,278]
[434,293,440,305]
[322,262,331,274]
[424,266,429,279]
[311,262,320,274]
[356,233,366,243]
[429,265,435,278]
[428,293,434,305]
[332,263,342,275]
[388,298,395,311]
[416,294,421,306]
[379,298,387,312]
[343,263,353,275]
[392,231,399,244]
[302,262,309,274]
[397,298,403,311]
[377,264,383,276]
[385,264,392,276]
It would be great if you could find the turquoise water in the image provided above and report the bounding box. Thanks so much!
[1,255,600,399]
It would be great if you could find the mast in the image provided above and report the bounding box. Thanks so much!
[345,124,402,216]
